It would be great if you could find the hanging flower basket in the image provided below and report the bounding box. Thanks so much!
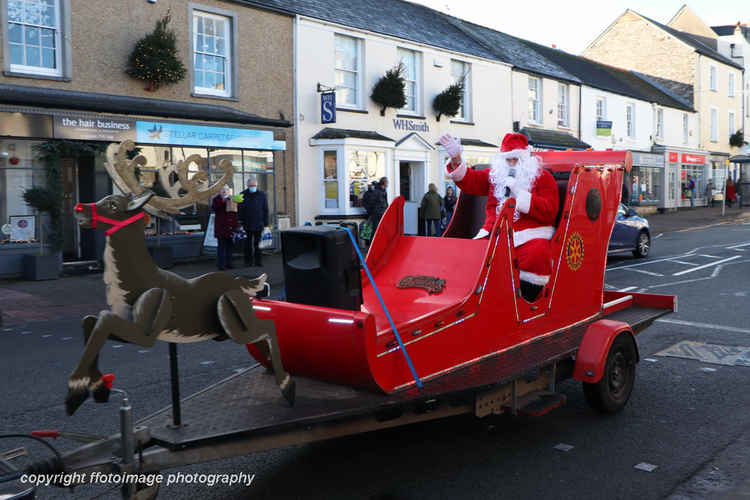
[433,79,465,121]
[729,130,745,148]
[126,10,187,91]
[371,63,407,116]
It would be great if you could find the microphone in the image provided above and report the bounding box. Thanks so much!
[505,166,516,197]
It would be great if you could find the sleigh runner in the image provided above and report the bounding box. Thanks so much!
[2,149,676,500]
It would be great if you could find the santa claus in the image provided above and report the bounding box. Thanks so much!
[439,132,559,301]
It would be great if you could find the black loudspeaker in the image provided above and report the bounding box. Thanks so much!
[281,226,363,310]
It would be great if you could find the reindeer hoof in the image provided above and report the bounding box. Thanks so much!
[281,377,295,407]
[65,385,90,416]
[90,379,111,403]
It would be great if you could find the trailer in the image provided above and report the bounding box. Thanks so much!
[0,150,676,499]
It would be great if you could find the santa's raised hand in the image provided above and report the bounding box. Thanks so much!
[439,133,462,159]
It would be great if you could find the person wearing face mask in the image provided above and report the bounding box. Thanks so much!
[439,132,559,301]
[212,184,239,270]
[238,176,269,267]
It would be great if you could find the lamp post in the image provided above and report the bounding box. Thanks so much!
[722,159,729,217]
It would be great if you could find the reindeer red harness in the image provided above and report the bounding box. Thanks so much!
[75,203,149,236]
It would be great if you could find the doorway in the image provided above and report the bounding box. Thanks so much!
[399,160,425,235]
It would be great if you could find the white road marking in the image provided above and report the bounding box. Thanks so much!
[669,259,699,266]
[553,443,574,452]
[112,345,123,349]
[20,331,31,335]
[62,337,72,341]
[628,268,664,277]
[42,334,52,338]
[710,265,724,278]
[618,286,638,292]
[653,233,664,239]
[200,360,215,366]
[2,328,13,332]
[644,358,658,363]
[634,463,658,472]
[608,252,698,271]
[138,350,149,354]
[727,241,750,250]
[672,255,741,276]
[700,367,717,373]
[655,318,750,334]
[699,254,722,258]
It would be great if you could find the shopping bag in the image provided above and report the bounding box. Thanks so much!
[259,227,273,249]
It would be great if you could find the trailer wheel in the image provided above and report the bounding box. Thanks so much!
[582,333,636,413]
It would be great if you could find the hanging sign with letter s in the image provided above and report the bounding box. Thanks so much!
[321,92,336,124]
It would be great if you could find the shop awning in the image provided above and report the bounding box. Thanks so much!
[0,83,292,127]
[312,128,394,142]
[729,154,750,163]
[520,127,591,150]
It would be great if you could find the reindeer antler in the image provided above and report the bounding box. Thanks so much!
[105,141,233,214]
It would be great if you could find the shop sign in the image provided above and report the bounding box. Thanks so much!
[54,115,136,142]
[321,92,336,124]
[0,112,53,138]
[668,152,679,163]
[393,118,429,132]
[682,153,705,165]
[596,120,612,136]
[9,215,35,242]
[136,121,286,150]
[632,152,664,168]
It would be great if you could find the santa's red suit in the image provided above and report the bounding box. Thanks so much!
[443,133,559,286]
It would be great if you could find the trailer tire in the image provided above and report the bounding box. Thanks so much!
[582,333,636,414]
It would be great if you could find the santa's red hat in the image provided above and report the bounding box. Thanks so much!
[500,133,529,152]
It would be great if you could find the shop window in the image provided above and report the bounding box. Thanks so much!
[528,77,542,124]
[4,0,70,78]
[347,150,385,209]
[557,83,569,127]
[209,149,242,187]
[323,150,338,209]
[191,7,235,98]
[681,165,705,202]
[0,139,46,242]
[398,47,421,114]
[450,59,471,121]
[630,166,662,205]
[335,34,362,108]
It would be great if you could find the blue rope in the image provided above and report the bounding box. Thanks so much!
[324,225,423,389]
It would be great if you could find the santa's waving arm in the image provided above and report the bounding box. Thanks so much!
[439,133,490,195]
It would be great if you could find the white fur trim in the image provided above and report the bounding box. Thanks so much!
[68,377,91,389]
[519,270,550,286]
[488,148,541,221]
[513,226,555,247]
[447,160,467,182]
[515,189,531,214]
[473,228,490,239]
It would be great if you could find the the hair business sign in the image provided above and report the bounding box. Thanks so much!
[54,115,136,142]
[135,121,286,150]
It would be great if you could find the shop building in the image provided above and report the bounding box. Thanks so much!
[0,0,294,276]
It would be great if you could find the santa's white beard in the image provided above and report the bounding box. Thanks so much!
[488,149,542,219]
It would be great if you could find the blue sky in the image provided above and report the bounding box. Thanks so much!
[408,1,748,54]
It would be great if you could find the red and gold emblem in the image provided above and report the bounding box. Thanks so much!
[566,232,584,271]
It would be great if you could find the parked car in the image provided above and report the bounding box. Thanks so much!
[609,203,650,258]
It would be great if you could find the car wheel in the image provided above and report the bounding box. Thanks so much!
[583,333,637,414]
[632,231,650,258]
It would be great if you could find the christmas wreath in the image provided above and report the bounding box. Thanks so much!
[126,11,187,91]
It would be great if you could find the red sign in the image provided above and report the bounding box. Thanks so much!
[668,152,679,163]
[682,153,705,165]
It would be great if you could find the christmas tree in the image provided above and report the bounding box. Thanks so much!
[127,11,187,91]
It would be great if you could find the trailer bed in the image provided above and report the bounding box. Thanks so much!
[139,301,672,450]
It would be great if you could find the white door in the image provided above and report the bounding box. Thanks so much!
[400,161,425,235]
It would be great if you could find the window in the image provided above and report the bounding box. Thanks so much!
[729,72,735,97]
[335,34,361,108]
[323,151,338,209]
[709,65,717,91]
[192,9,233,97]
[0,139,47,241]
[656,108,664,139]
[557,83,569,127]
[528,77,542,124]
[729,111,735,135]
[347,150,385,208]
[683,113,689,144]
[630,166,663,206]
[398,48,421,114]
[710,107,718,142]
[626,103,635,138]
[6,0,63,77]
[450,59,471,121]
[596,97,607,120]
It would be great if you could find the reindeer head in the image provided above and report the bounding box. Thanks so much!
[75,191,154,235]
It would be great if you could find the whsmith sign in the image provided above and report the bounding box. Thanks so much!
[393,118,429,132]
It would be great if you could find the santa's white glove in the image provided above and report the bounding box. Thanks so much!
[439,133,462,159]
[505,177,519,196]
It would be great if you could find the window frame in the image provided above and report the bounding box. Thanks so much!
[626,103,635,139]
[656,108,664,139]
[397,47,422,116]
[557,83,569,128]
[1,0,71,80]
[682,113,689,144]
[188,4,238,100]
[595,97,607,121]
[710,106,718,142]
[709,65,717,92]
[528,76,542,125]
[450,58,472,122]
[729,110,735,135]
[334,33,364,110]
[728,72,735,97]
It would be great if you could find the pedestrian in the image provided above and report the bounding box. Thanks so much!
[420,183,443,236]
[361,181,378,244]
[212,184,238,271]
[705,178,714,208]
[726,178,737,208]
[442,185,457,232]
[238,176,269,267]
[371,177,389,233]
[687,175,696,209]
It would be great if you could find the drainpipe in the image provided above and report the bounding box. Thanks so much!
[577,85,582,143]
[293,15,301,226]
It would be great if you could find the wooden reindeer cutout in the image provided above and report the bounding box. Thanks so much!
[66,142,294,415]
